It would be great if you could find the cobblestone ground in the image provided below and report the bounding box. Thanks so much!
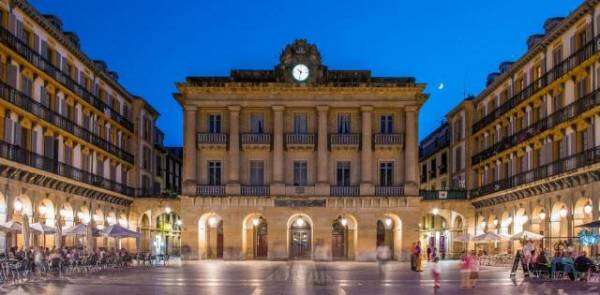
[1,260,600,294]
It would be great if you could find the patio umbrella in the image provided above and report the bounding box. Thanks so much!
[577,220,600,228]
[473,232,508,243]
[0,220,22,233]
[62,223,101,236]
[454,234,471,242]
[510,231,544,241]
[102,223,140,238]
[30,222,57,248]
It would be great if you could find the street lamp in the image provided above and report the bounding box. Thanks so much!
[384,217,393,228]
[13,199,22,213]
[340,217,348,227]
[493,217,498,226]
[432,208,439,216]
[539,210,546,221]
[165,206,172,214]
[584,202,593,215]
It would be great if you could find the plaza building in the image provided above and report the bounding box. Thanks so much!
[174,39,428,261]
[422,0,600,255]
[0,0,181,253]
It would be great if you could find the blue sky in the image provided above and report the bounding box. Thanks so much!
[30,0,581,146]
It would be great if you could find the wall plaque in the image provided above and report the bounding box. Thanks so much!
[274,199,326,207]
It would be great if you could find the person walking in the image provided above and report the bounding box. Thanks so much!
[430,257,441,291]
[410,242,417,271]
[415,241,423,272]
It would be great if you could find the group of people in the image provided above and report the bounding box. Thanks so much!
[410,241,444,290]
[3,246,134,276]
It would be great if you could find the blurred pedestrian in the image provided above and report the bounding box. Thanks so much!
[430,257,441,291]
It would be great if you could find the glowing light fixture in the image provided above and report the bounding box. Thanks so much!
[584,203,593,215]
[165,206,172,214]
[384,217,393,228]
[176,219,183,226]
[13,199,22,212]
[539,211,546,220]
[252,218,260,227]
[208,216,218,227]
[340,217,348,227]
[295,218,305,227]
[39,205,47,216]
[560,206,568,218]
[493,218,498,226]
[432,208,440,215]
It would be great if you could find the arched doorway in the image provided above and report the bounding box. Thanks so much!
[155,212,182,256]
[289,215,311,259]
[140,213,151,252]
[198,213,223,259]
[420,213,448,259]
[331,217,348,260]
[253,217,268,259]
[377,214,402,260]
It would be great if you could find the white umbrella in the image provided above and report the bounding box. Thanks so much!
[454,234,471,242]
[29,222,57,234]
[510,231,544,241]
[0,221,22,233]
[62,223,102,236]
[102,223,140,238]
[473,232,508,243]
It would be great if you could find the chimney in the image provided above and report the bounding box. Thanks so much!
[527,34,545,50]
[42,15,63,31]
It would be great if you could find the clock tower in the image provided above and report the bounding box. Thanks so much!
[275,39,325,84]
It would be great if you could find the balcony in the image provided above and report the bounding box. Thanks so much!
[471,146,600,198]
[197,133,227,149]
[329,133,360,150]
[241,133,271,150]
[241,185,270,196]
[472,88,600,165]
[375,186,404,196]
[285,133,315,150]
[419,135,450,161]
[373,133,403,149]
[0,25,133,131]
[330,185,360,196]
[0,80,134,163]
[420,190,469,200]
[439,164,448,174]
[472,34,599,134]
[0,140,133,196]
[196,185,226,197]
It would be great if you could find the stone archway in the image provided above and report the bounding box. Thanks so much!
[198,213,223,259]
[287,214,313,260]
[376,214,402,260]
[242,213,268,259]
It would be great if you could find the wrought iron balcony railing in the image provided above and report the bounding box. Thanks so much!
[0,140,133,195]
[375,186,404,196]
[197,133,228,146]
[373,133,404,146]
[472,88,600,165]
[472,34,599,134]
[0,25,133,131]
[285,133,315,146]
[471,146,600,198]
[329,133,361,147]
[0,80,134,163]
[196,185,226,196]
[420,190,468,200]
[240,185,270,196]
[241,133,271,145]
[330,185,360,196]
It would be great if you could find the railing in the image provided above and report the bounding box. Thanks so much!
[240,185,270,196]
[329,134,361,146]
[373,133,404,145]
[375,186,404,196]
[439,164,448,174]
[0,80,134,163]
[135,187,162,197]
[241,133,271,145]
[471,146,600,198]
[420,190,469,200]
[0,140,133,195]
[428,170,437,179]
[285,133,315,145]
[197,133,228,145]
[0,25,133,131]
[472,88,600,165]
[330,185,360,196]
[472,34,599,134]
[419,136,450,161]
[196,185,226,196]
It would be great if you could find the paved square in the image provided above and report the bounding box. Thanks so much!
[2,260,600,294]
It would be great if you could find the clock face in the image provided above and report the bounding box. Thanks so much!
[292,64,309,82]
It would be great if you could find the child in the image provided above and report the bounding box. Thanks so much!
[431,256,441,291]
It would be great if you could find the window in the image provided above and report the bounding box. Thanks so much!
[337,113,351,134]
[380,115,393,134]
[552,92,563,113]
[552,46,563,67]
[454,146,463,172]
[293,113,307,133]
[143,147,151,170]
[250,114,265,133]
[336,161,351,186]
[293,161,308,186]
[250,160,264,185]
[379,162,393,186]
[208,114,221,133]
[208,161,222,185]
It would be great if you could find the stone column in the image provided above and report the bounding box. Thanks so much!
[360,106,374,195]
[271,106,285,195]
[316,106,329,195]
[227,106,241,195]
[404,106,419,195]
[182,106,197,195]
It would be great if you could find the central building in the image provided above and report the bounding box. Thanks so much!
[174,40,427,260]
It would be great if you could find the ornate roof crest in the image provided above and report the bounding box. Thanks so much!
[279,39,322,66]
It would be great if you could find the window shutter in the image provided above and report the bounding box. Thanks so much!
[14,124,22,148]
[61,56,68,73]
[4,117,13,143]
[8,13,16,34]
[570,35,577,54]
[41,41,49,59]
[32,33,40,53]
[31,129,38,154]
[7,64,17,88]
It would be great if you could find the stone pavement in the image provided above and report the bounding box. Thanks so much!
[1,260,600,294]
